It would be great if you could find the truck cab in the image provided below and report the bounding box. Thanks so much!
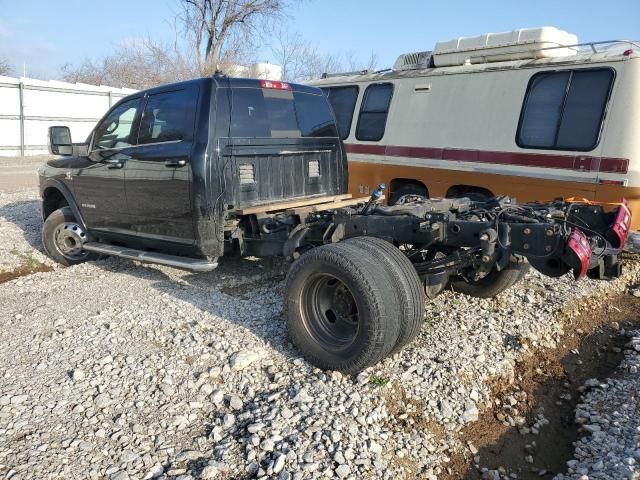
[39,77,346,267]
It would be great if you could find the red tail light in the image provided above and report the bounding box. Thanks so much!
[260,80,292,91]
[611,198,631,248]
[567,229,592,279]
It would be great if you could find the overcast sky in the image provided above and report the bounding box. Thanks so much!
[1,0,639,80]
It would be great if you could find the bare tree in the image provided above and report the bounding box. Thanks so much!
[61,39,198,89]
[0,57,12,76]
[345,51,378,73]
[272,28,379,82]
[270,28,318,81]
[179,0,296,75]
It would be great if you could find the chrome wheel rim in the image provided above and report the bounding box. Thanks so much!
[53,222,88,260]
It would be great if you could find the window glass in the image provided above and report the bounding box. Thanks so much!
[293,91,339,137]
[356,83,393,141]
[518,72,570,148]
[230,87,338,139]
[264,91,300,137]
[323,86,359,139]
[138,88,198,144]
[93,98,141,149]
[556,70,613,150]
[518,69,613,151]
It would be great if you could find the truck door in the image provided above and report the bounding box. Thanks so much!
[123,86,199,244]
[74,96,142,236]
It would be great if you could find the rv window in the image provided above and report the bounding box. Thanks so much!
[323,86,359,139]
[356,83,393,141]
[517,69,614,151]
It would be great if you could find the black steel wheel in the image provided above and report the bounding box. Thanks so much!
[301,273,360,350]
[285,242,400,373]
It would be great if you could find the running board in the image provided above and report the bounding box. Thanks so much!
[83,242,219,272]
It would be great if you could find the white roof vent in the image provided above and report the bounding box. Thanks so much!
[393,51,433,71]
[432,27,578,67]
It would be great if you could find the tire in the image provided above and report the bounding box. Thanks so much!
[389,184,427,206]
[342,237,425,355]
[42,207,97,267]
[462,191,491,202]
[448,190,492,202]
[450,262,530,298]
[285,242,401,373]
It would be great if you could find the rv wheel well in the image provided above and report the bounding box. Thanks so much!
[42,188,68,219]
[446,185,494,200]
[389,179,428,197]
[388,179,429,205]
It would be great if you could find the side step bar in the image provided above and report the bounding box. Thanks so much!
[83,242,219,272]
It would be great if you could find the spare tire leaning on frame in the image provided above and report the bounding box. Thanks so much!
[285,240,402,373]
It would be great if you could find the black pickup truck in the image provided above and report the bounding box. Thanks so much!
[39,76,631,373]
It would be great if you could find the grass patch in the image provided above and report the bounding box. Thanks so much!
[370,375,390,387]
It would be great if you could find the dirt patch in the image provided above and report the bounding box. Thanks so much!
[445,291,640,479]
[0,262,54,283]
[383,384,448,480]
[219,273,285,298]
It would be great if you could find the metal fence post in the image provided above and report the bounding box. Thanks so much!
[108,91,113,108]
[18,82,25,156]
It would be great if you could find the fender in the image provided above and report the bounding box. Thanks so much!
[40,177,88,230]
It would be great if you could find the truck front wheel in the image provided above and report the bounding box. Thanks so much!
[285,242,400,373]
[42,207,98,267]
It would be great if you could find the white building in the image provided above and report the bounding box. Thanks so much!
[225,62,283,81]
[0,62,283,157]
[0,75,136,157]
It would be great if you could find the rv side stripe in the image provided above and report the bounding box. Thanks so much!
[344,144,628,174]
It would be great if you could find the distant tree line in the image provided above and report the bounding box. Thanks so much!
[0,57,12,76]
[60,0,378,89]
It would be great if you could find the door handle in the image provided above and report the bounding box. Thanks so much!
[105,159,124,169]
[165,159,187,168]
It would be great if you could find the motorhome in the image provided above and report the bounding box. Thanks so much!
[309,27,640,248]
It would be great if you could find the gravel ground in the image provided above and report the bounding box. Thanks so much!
[556,329,640,480]
[0,188,639,480]
[0,189,55,273]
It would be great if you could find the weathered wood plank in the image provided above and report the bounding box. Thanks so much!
[236,194,352,215]
[288,197,375,215]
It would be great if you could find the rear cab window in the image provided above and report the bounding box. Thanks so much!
[228,83,339,139]
[356,83,394,142]
[321,86,359,139]
[517,68,614,151]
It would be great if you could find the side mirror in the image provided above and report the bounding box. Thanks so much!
[49,126,73,156]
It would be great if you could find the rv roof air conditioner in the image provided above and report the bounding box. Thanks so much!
[431,27,579,67]
[393,51,433,71]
